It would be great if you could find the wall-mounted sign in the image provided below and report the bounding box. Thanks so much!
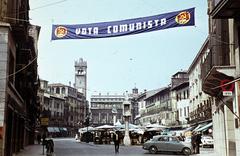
[222,91,232,96]
[51,8,195,40]
[40,117,49,126]
[220,79,234,91]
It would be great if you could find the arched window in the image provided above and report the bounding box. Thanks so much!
[62,87,65,94]
[56,87,60,94]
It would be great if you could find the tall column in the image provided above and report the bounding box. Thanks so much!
[98,112,101,124]
[123,116,131,146]
[113,114,116,125]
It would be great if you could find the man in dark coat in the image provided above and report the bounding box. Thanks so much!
[195,132,202,154]
[191,132,197,154]
[113,131,120,153]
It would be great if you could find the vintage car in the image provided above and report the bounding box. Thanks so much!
[201,135,214,148]
[143,135,192,155]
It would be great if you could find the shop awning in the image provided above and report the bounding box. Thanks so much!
[47,127,55,132]
[192,122,209,132]
[196,122,213,132]
[53,127,60,132]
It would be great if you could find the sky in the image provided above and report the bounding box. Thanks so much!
[29,0,208,98]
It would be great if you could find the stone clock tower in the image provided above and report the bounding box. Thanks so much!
[75,58,87,97]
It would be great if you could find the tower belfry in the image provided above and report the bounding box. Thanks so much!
[75,58,87,97]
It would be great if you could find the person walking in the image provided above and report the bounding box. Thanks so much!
[113,131,120,153]
[37,134,41,144]
[42,133,46,145]
[195,132,202,154]
[191,132,197,154]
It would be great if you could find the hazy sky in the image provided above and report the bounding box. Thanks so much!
[29,0,208,98]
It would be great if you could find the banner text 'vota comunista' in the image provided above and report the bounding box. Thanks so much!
[51,8,195,40]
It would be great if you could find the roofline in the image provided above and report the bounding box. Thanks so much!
[171,81,189,91]
[145,87,171,100]
[187,37,209,74]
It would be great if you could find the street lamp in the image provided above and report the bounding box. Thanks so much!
[122,95,131,146]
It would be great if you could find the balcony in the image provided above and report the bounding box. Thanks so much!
[210,0,240,18]
[141,107,172,117]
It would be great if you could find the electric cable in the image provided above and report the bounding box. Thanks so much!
[6,0,68,16]
[0,55,38,80]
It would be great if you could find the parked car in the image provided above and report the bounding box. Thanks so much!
[142,135,192,155]
[184,136,191,143]
[201,135,214,148]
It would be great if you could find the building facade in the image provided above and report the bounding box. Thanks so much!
[170,71,189,125]
[171,82,190,125]
[0,0,40,155]
[38,80,87,137]
[188,38,212,125]
[141,87,172,126]
[90,93,125,126]
[201,1,240,155]
[48,83,86,135]
[90,89,138,126]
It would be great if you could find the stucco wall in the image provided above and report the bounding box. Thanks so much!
[0,23,10,156]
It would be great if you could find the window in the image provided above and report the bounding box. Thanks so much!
[158,136,168,142]
[166,113,169,119]
[62,87,65,94]
[169,137,178,142]
[56,87,60,94]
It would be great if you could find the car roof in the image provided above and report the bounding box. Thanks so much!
[153,135,174,138]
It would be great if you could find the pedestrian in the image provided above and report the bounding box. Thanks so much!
[42,133,46,145]
[191,132,197,154]
[195,132,202,154]
[46,139,54,156]
[37,134,41,144]
[113,131,120,153]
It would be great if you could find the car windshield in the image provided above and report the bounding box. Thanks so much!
[202,136,213,139]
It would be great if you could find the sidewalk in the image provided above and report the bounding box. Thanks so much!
[16,144,45,156]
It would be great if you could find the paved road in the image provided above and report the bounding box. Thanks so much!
[53,138,215,156]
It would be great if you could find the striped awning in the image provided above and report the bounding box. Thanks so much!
[196,122,213,132]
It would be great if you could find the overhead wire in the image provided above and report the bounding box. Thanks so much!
[0,0,67,80]
[6,0,68,16]
[0,55,38,80]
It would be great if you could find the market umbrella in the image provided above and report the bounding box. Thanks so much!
[95,125,115,129]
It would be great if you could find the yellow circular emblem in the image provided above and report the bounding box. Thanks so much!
[175,11,191,25]
[54,26,68,38]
